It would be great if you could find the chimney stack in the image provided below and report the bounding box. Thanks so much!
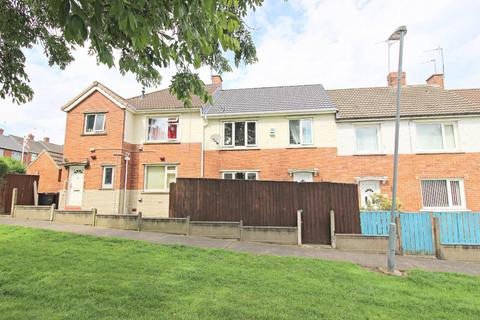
[387,72,406,87]
[43,137,50,143]
[27,133,34,140]
[211,75,223,86]
[0,128,3,136]
[426,74,444,89]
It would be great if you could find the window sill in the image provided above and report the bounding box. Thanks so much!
[287,145,316,149]
[141,191,170,194]
[143,141,180,145]
[420,208,471,212]
[82,132,107,136]
[353,153,386,156]
[220,147,260,151]
[415,151,464,155]
[99,188,114,190]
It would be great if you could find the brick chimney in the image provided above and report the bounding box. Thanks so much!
[426,74,444,88]
[211,75,223,86]
[43,137,50,143]
[0,128,3,136]
[27,133,34,140]
[387,72,406,87]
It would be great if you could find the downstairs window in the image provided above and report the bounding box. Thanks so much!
[421,179,466,210]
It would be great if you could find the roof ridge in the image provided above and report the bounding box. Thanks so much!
[221,83,325,92]
[126,83,220,101]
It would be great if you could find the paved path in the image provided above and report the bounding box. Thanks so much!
[1,216,478,276]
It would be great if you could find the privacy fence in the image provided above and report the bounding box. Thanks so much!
[169,178,361,244]
[360,211,480,256]
[0,174,39,214]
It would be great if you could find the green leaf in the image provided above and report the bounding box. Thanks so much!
[58,0,70,26]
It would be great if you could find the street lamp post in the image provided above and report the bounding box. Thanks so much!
[387,25,407,273]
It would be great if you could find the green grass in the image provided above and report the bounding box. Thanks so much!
[0,225,479,320]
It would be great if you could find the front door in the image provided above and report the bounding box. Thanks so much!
[359,180,380,208]
[293,172,314,182]
[68,166,84,207]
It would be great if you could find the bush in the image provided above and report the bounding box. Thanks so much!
[0,156,26,180]
[363,193,402,211]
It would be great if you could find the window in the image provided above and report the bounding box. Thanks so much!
[421,179,465,209]
[84,113,106,134]
[289,119,313,145]
[147,117,178,142]
[11,151,21,161]
[144,165,177,191]
[293,172,314,182]
[416,123,456,152]
[223,121,256,147]
[30,153,38,161]
[355,125,380,153]
[0,149,4,156]
[102,166,114,189]
[222,171,258,180]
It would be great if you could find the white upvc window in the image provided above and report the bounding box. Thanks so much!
[416,122,457,152]
[355,125,381,154]
[146,117,179,142]
[144,165,177,192]
[222,171,258,180]
[0,148,5,156]
[421,179,466,210]
[223,121,257,147]
[11,151,21,161]
[102,166,115,189]
[30,153,38,161]
[84,113,106,134]
[289,118,313,145]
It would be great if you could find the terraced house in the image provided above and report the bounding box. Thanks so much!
[58,73,480,216]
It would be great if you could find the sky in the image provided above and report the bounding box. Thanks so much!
[1,0,479,144]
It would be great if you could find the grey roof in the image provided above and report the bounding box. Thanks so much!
[9,136,63,155]
[47,151,63,166]
[204,84,336,115]
[0,135,22,152]
[328,85,480,120]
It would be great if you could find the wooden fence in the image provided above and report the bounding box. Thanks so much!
[169,178,360,244]
[0,174,39,214]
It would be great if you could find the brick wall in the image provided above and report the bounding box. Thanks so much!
[26,153,62,193]
[204,148,480,212]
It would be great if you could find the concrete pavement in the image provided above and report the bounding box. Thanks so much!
[0,216,478,276]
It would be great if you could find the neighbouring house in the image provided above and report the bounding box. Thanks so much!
[26,150,63,193]
[58,73,480,216]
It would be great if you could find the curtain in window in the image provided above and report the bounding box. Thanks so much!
[235,122,245,146]
[301,119,312,144]
[146,166,165,190]
[421,180,448,207]
[416,124,443,150]
[224,123,233,145]
[450,180,462,206]
[356,127,379,152]
[444,124,456,149]
[289,120,300,144]
[148,118,168,141]
[247,122,256,145]
[94,114,105,131]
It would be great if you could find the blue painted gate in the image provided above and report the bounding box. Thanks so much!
[399,213,435,255]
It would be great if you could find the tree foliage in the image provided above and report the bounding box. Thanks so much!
[0,157,26,181]
[0,0,262,106]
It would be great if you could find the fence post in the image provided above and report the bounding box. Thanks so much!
[50,204,55,221]
[239,220,243,241]
[395,215,403,255]
[33,180,38,206]
[186,216,190,236]
[297,209,303,246]
[10,187,18,217]
[92,208,97,227]
[330,209,336,249]
[137,211,143,231]
[433,217,444,260]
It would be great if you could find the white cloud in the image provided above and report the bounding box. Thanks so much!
[1,0,479,142]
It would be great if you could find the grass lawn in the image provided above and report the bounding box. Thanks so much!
[0,225,479,319]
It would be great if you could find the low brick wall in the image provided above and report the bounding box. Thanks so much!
[438,244,480,263]
[142,217,188,234]
[95,214,139,231]
[335,234,400,253]
[189,221,241,239]
[13,205,52,221]
[54,210,94,226]
[242,226,298,245]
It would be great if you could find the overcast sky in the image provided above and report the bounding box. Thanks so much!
[1,0,479,144]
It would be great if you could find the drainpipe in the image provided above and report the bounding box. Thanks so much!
[201,114,207,177]
[123,153,130,214]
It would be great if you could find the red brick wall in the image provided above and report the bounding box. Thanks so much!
[26,153,62,193]
[204,148,480,212]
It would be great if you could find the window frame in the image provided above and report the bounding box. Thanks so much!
[0,148,3,156]
[354,124,381,154]
[101,166,115,189]
[84,113,106,134]
[222,121,257,148]
[11,151,21,161]
[145,116,179,143]
[289,118,313,146]
[415,122,458,153]
[420,178,466,211]
[143,165,177,192]
[221,171,258,180]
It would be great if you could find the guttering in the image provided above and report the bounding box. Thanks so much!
[203,108,337,119]
[336,113,480,123]
[132,107,202,114]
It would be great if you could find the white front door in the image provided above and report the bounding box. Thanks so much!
[68,166,84,207]
[359,180,381,208]
[293,172,314,182]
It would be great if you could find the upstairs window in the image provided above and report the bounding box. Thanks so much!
[222,171,258,180]
[223,121,256,147]
[421,179,465,209]
[355,125,380,154]
[416,123,456,152]
[147,117,178,142]
[102,166,114,189]
[30,153,38,161]
[289,119,313,145]
[84,113,106,134]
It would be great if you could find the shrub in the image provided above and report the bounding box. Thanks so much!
[363,193,402,211]
[0,156,26,180]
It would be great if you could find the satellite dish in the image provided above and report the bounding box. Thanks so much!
[210,134,221,145]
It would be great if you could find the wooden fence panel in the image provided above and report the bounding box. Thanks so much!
[1,174,39,214]
[169,178,360,244]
